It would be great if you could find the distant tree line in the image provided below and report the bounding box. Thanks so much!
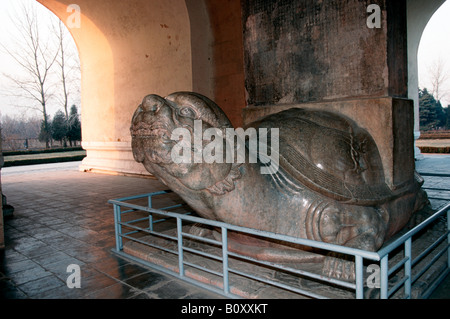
[1,105,81,151]
[419,88,450,131]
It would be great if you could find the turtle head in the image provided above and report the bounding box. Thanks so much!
[131,92,235,191]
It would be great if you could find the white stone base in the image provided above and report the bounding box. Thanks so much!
[80,141,151,176]
[414,131,424,161]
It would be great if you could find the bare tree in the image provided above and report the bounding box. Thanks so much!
[0,113,41,150]
[428,57,450,103]
[0,2,59,148]
[54,20,80,122]
[53,19,81,146]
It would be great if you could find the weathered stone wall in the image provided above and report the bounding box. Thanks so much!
[242,0,407,107]
[206,0,246,127]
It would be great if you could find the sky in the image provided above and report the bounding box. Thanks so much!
[0,0,449,120]
[418,0,450,107]
[0,0,80,120]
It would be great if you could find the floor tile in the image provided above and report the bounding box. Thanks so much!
[3,259,40,275]
[123,271,168,291]
[0,250,27,266]
[42,258,86,282]
[33,251,84,267]
[83,282,140,299]
[101,262,150,281]
[17,275,65,297]
[9,266,54,286]
[0,278,28,299]
[37,283,86,299]
[17,244,58,259]
[150,280,191,299]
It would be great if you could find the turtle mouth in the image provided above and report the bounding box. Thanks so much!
[131,122,172,141]
[131,121,177,165]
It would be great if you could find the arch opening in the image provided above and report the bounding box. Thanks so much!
[0,0,82,150]
[407,0,447,158]
[417,1,450,136]
[37,0,199,175]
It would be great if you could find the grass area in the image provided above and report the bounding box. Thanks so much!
[419,130,450,139]
[416,138,450,153]
[2,149,86,167]
[2,146,83,156]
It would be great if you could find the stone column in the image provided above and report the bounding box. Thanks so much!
[0,129,4,250]
[241,0,415,191]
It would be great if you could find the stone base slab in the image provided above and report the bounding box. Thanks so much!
[121,217,448,299]
[80,141,151,176]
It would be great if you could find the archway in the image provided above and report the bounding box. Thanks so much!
[37,0,196,175]
[417,1,450,128]
[407,0,446,159]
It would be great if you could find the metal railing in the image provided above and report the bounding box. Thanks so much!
[109,190,450,299]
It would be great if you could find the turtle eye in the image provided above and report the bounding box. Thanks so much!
[178,107,196,119]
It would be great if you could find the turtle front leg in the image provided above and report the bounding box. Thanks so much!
[318,205,387,280]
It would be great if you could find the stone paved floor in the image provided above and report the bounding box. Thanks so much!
[0,163,223,299]
[0,155,449,299]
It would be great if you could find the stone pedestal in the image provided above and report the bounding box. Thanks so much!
[79,141,150,176]
[120,216,448,299]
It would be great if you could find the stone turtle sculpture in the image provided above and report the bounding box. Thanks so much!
[130,91,429,279]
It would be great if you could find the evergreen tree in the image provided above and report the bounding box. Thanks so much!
[67,105,81,146]
[445,106,450,130]
[51,110,68,146]
[419,88,446,131]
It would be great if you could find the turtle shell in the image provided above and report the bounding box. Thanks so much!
[250,108,395,205]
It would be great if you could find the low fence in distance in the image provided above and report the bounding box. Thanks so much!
[1,137,80,152]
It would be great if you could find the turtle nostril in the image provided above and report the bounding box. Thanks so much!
[142,95,164,112]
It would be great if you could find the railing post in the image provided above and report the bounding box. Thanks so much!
[355,255,364,299]
[221,227,230,295]
[447,209,450,270]
[380,255,389,299]
[177,217,184,276]
[148,195,153,231]
[113,204,123,251]
[404,238,412,299]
